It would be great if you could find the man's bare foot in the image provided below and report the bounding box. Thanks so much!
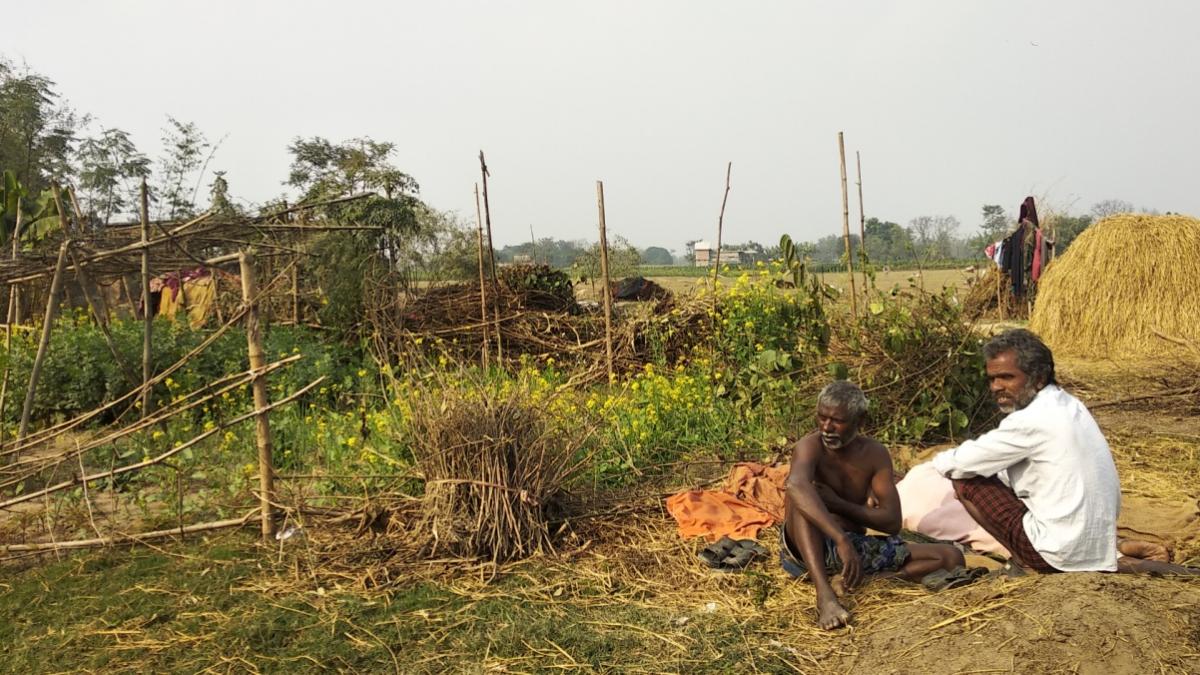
[816,595,852,630]
[1118,556,1200,576]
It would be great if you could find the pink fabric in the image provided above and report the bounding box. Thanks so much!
[896,462,1010,557]
[1031,228,1045,282]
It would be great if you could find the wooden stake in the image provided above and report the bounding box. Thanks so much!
[140,179,153,418]
[212,268,224,325]
[838,132,858,317]
[711,162,732,305]
[596,181,614,382]
[239,250,275,539]
[290,264,299,325]
[474,183,490,369]
[17,241,70,447]
[479,151,502,363]
[856,151,868,291]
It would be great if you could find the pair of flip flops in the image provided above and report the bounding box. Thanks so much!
[698,536,768,571]
[921,566,988,591]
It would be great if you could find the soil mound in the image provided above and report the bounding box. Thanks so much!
[830,572,1200,674]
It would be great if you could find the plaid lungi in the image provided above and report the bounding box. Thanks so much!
[952,476,1059,573]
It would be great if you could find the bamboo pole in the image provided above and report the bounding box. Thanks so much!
[0,512,259,554]
[856,151,868,291]
[0,260,291,462]
[0,355,301,488]
[65,184,89,240]
[140,179,153,418]
[711,162,732,307]
[50,184,77,239]
[478,151,502,363]
[239,250,275,539]
[838,132,858,317]
[595,181,614,382]
[4,210,213,285]
[0,376,319,511]
[16,241,70,448]
[212,268,224,325]
[290,264,299,325]
[474,183,490,369]
[0,200,23,452]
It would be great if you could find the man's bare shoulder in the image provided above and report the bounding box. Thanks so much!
[852,436,894,467]
[787,433,823,465]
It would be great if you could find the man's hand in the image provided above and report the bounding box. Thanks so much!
[814,483,844,511]
[835,536,862,590]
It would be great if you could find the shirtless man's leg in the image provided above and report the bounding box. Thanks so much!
[892,543,965,581]
[785,501,851,630]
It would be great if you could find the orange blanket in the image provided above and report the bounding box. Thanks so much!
[666,462,789,541]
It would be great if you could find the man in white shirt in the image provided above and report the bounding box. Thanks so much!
[932,329,1120,573]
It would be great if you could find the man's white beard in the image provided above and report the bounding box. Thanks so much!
[821,432,855,450]
[998,382,1040,414]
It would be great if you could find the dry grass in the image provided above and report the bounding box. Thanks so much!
[403,374,595,563]
[1032,214,1200,359]
[271,486,1200,674]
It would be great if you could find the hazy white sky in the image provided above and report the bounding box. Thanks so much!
[8,1,1199,251]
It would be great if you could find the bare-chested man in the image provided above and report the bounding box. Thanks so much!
[783,381,966,630]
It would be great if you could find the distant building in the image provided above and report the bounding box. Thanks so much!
[692,240,752,267]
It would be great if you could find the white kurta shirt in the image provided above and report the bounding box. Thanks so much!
[931,384,1120,572]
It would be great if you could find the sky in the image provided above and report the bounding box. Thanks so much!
[7,1,1200,252]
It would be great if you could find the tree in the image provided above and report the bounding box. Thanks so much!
[573,235,640,289]
[496,238,590,268]
[907,215,960,261]
[863,218,911,263]
[640,246,673,266]
[683,239,700,265]
[285,136,425,270]
[0,58,82,209]
[1050,214,1092,253]
[287,136,418,201]
[1089,199,1134,221]
[980,205,1011,240]
[156,117,209,220]
[77,126,150,225]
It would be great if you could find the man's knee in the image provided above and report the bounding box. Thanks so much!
[944,545,966,569]
[951,476,982,502]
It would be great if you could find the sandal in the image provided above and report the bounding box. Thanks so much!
[698,536,740,568]
[699,537,767,571]
[921,566,988,591]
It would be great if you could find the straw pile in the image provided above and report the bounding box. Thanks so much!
[406,377,592,562]
[1031,214,1200,358]
[962,266,1027,319]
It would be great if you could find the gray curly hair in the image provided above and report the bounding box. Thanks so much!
[817,380,869,423]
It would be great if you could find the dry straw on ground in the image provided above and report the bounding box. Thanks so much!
[1032,214,1200,358]
[403,373,596,563]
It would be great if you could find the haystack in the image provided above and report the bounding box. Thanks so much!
[1031,214,1200,358]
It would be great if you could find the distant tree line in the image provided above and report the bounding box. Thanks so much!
[2,54,1164,284]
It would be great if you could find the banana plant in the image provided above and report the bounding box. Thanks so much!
[1,170,23,245]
